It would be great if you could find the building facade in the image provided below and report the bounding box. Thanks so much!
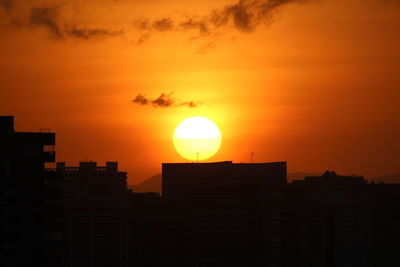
[0,116,57,266]
[55,161,130,267]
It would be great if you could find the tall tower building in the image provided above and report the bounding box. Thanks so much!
[0,116,56,266]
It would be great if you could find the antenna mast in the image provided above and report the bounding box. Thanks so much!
[250,152,255,163]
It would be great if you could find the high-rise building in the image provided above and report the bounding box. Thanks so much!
[284,171,400,267]
[159,161,288,266]
[55,161,129,267]
[0,116,57,266]
[128,192,181,267]
[162,161,287,199]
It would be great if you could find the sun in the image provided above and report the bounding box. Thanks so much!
[173,116,222,161]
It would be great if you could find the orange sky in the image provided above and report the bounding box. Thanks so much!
[1,0,400,184]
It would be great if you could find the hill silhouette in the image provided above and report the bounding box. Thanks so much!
[129,174,162,193]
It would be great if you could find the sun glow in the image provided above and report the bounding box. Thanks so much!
[173,116,222,161]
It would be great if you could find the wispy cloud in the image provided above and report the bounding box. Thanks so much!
[66,26,123,40]
[2,0,400,44]
[132,93,202,108]
[133,0,312,41]
[29,6,63,39]
[2,2,124,40]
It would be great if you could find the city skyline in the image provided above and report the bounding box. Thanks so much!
[1,115,400,267]
[1,0,400,185]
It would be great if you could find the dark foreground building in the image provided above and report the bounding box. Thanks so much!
[284,172,400,267]
[160,162,287,266]
[54,162,130,267]
[130,163,400,267]
[162,161,287,199]
[0,116,58,266]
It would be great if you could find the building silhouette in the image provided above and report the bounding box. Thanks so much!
[0,116,58,266]
[283,171,371,267]
[162,161,287,199]
[1,116,400,267]
[160,162,287,266]
[128,192,181,267]
[55,161,130,267]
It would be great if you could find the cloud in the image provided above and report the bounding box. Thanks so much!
[132,93,202,108]
[180,101,202,108]
[180,18,210,35]
[0,0,13,11]
[133,0,312,40]
[153,18,174,31]
[151,93,175,107]
[132,94,149,105]
[67,26,124,40]
[29,6,63,39]
[133,17,174,43]
[2,3,123,40]
[3,0,400,44]
[134,17,175,32]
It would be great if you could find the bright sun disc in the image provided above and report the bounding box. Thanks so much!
[173,116,222,161]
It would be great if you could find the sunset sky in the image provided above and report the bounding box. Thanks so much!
[1,0,400,184]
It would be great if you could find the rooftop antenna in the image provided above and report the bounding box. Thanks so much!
[250,152,255,163]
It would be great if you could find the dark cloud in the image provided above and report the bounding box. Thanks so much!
[0,0,13,11]
[3,3,123,40]
[134,17,174,32]
[224,0,256,32]
[3,0,400,44]
[151,93,174,107]
[207,0,311,32]
[67,26,123,40]
[132,17,174,43]
[134,0,312,40]
[132,94,149,105]
[180,101,202,108]
[153,18,174,31]
[132,93,202,108]
[180,18,210,35]
[29,6,63,39]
